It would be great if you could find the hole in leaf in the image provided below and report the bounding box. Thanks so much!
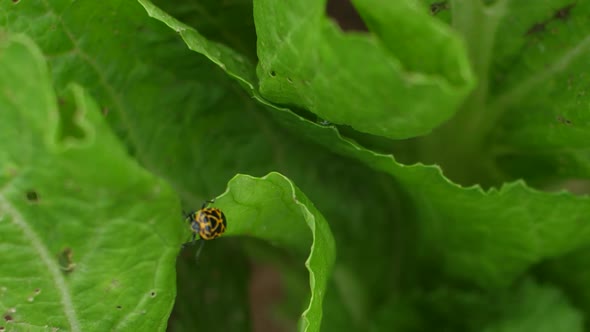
[25,190,39,202]
[326,0,368,31]
[56,90,86,143]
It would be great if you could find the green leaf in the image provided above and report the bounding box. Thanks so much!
[0,2,384,330]
[138,0,474,139]
[216,172,336,332]
[488,1,590,181]
[539,245,590,319]
[0,33,180,331]
[148,0,258,61]
[136,0,590,291]
[270,110,590,288]
[253,0,474,139]
[410,279,584,332]
[423,0,590,182]
[137,0,258,96]
[481,280,583,332]
[6,1,590,330]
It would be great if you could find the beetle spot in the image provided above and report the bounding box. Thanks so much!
[270,71,276,77]
[150,291,157,298]
[3,315,12,322]
[26,190,39,202]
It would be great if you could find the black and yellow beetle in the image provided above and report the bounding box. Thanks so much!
[183,200,227,260]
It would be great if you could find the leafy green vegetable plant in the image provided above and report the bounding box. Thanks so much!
[1,0,589,331]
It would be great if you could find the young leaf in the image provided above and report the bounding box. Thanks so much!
[253,0,474,139]
[0,34,181,331]
[427,1,590,182]
[481,280,583,332]
[216,172,336,332]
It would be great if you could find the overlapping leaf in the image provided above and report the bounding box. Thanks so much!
[253,0,474,139]
[0,33,180,331]
[4,0,590,331]
[136,0,590,289]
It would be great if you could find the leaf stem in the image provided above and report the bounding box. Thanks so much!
[418,0,508,186]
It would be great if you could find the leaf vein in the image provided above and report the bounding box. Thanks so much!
[0,195,80,331]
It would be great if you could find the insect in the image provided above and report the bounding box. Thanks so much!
[183,200,227,260]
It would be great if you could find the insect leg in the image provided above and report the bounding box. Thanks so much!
[201,199,215,209]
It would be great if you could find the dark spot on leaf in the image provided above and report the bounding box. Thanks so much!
[526,22,547,36]
[34,288,41,294]
[0,326,5,331]
[26,190,39,202]
[556,115,572,125]
[326,0,368,31]
[11,0,19,3]
[430,1,449,15]
[3,315,12,322]
[286,77,293,83]
[150,291,157,297]
[116,305,122,310]
[270,71,276,77]
[554,3,575,21]
[58,247,76,273]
